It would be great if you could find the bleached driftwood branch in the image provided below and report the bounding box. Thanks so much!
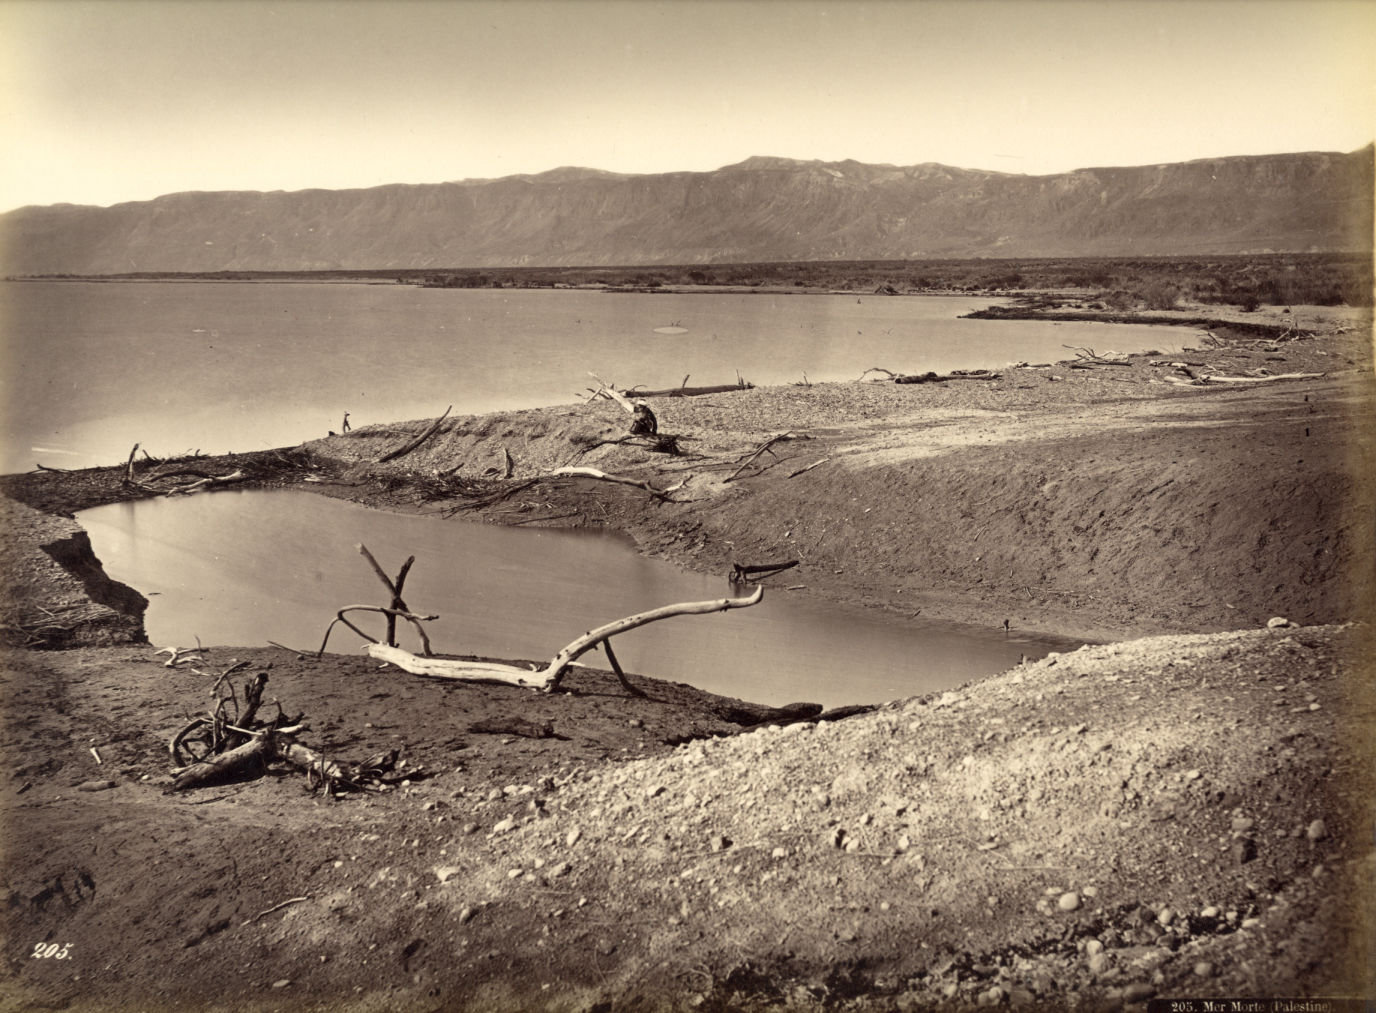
[551,466,685,501]
[367,585,766,692]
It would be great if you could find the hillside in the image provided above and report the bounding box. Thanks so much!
[3,147,1372,275]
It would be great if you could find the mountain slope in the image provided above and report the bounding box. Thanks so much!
[3,148,1372,274]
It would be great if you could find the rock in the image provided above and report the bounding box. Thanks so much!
[1057,892,1081,912]
[1306,819,1328,841]
[1122,983,1155,1002]
[1088,952,1110,976]
[1157,908,1174,926]
[1231,816,1255,833]
[1084,939,1104,956]
[565,828,582,847]
[1194,961,1214,977]
[271,979,291,989]
[1231,837,1257,864]
[458,906,475,924]
[76,779,116,792]
[433,866,463,884]
[710,834,730,852]
[491,816,516,835]
[1267,617,1292,629]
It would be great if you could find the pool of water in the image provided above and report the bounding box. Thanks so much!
[79,489,1081,708]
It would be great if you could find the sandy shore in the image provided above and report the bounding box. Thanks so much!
[1,302,1373,1011]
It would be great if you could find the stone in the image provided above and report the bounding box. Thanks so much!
[1266,617,1292,629]
[491,816,516,835]
[1194,961,1214,977]
[565,828,582,847]
[1122,983,1155,1003]
[1306,819,1328,841]
[1084,939,1104,956]
[1088,952,1110,976]
[76,780,116,792]
[1057,892,1081,912]
[433,866,462,884]
[1231,837,1257,864]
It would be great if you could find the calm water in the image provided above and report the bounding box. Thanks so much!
[1,281,1196,475]
[79,489,1079,708]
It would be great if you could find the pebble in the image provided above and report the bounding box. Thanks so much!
[76,779,116,792]
[491,816,516,834]
[458,906,475,923]
[1267,617,1292,629]
[1122,983,1155,1002]
[507,868,523,879]
[1306,819,1328,841]
[1088,952,1110,975]
[1057,892,1081,912]
[1084,939,1104,956]
[1194,961,1214,977]
[271,979,291,989]
[433,866,462,883]
[566,828,582,847]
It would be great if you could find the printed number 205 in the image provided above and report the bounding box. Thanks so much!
[31,942,72,960]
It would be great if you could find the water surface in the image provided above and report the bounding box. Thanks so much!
[2,282,1196,474]
[80,489,1078,708]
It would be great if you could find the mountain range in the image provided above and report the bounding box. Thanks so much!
[3,147,1372,275]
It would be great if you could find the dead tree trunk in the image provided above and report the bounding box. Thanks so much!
[376,406,452,463]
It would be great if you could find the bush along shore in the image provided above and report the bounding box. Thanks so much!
[0,302,1373,1011]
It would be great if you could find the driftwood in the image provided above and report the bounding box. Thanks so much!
[367,585,766,693]
[626,380,754,398]
[725,433,795,482]
[895,369,1000,384]
[318,605,438,656]
[1063,345,1131,366]
[1163,371,1324,387]
[357,544,415,647]
[551,466,685,502]
[376,406,453,463]
[729,559,799,584]
[169,731,347,792]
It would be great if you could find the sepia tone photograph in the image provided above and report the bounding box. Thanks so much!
[0,1,1372,1010]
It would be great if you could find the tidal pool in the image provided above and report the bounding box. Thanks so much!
[80,489,1080,708]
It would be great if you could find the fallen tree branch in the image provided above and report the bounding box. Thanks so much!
[730,560,799,584]
[1163,371,1324,386]
[376,406,453,463]
[788,458,829,478]
[368,585,766,693]
[551,466,685,502]
[318,605,438,656]
[725,433,794,482]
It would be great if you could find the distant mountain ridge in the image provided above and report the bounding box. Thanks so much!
[3,147,1371,275]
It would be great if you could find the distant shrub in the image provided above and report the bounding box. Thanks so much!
[1137,280,1180,310]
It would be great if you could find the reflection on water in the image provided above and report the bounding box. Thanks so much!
[80,489,1081,708]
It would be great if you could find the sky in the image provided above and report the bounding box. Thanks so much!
[1,0,1373,212]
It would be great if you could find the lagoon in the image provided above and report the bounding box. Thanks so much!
[79,489,1080,708]
[0,281,1197,475]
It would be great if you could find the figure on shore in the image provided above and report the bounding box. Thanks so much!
[342,412,351,433]
[630,400,657,436]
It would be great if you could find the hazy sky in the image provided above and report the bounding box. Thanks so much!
[2,0,1372,211]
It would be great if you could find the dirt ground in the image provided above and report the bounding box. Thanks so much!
[1,301,1373,1012]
